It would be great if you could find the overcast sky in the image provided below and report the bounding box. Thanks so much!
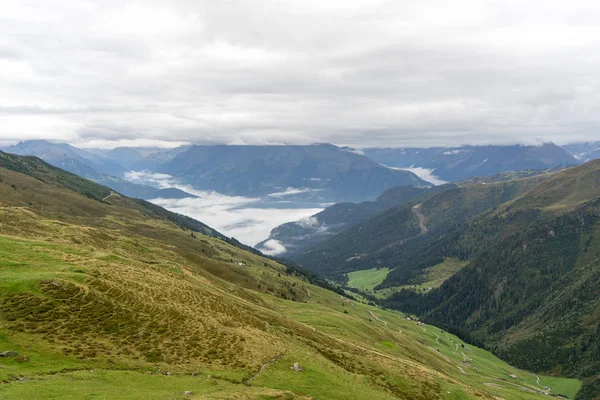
[2,0,600,148]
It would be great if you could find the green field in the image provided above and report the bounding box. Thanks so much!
[348,258,468,299]
[0,226,583,399]
[346,267,390,291]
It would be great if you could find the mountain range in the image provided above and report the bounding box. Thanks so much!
[564,142,600,163]
[364,143,579,182]
[1,140,591,206]
[1,141,430,203]
[1,150,584,399]
[158,143,429,202]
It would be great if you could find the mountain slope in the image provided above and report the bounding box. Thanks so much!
[374,160,600,399]
[256,184,456,256]
[2,142,194,200]
[291,161,600,398]
[295,172,552,281]
[99,145,191,170]
[364,143,579,182]
[386,199,600,399]
[5,140,127,177]
[161,143,429,202]
[0,152,579,399]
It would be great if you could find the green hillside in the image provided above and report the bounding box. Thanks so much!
[296,171,551,281]
[0,153,582,399]
[367,161,600,398]
[292,160,600,398]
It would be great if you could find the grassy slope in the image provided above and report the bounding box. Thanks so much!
[373,258,470,299]
[382,162,600,399]
[345,258,469,299]
[347,268,390,292]
[0,158,581,399]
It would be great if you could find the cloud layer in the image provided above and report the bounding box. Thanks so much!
[152,196,322,247]
[2,0,600,147]
[125,170,321,246]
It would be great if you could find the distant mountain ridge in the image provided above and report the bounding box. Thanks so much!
[160,143,429,202]
[563,141,600,163]
[364,142,579,182]
[98,145,191,170]
[4,140,585,204]
[5,140,126,177]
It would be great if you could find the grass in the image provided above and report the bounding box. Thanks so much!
[259,289,582,399]
[0,370,304,400]
[252,348,397,400]
[0,218,582,399]
[346,267,390,292]
[519,375,583,399]
[0,159,584,399]
[351,258,469,299]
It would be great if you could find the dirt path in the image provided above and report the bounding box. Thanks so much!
[102,191,116,202]
[487,378,542,394]
[412,204,428,235]
[461,352,472,362]
[369,310,387,325]
[246,353,286,382]
[427,345,466,375]
[535,374,552,393]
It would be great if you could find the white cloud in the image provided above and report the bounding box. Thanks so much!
[442,149,469,155]
[387,166,448,186]
[124,171,323,245]
[124,170,182,188]
[267,187,323,198]
[296,216,319,229]
[259,239,287,256]
[342,147,365,155]
[151,196,322,246]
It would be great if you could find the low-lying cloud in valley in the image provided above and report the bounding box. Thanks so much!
[385,166,448,186]
[125,170,322,248]
[254,239,287,256]
[151,196,322,248]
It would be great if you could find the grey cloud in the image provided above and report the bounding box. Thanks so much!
[1,0,600,147]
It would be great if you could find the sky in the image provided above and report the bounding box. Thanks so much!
[2,0,600,148]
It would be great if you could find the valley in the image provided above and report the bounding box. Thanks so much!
[0,151,588,399]
[280,161,600,399]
